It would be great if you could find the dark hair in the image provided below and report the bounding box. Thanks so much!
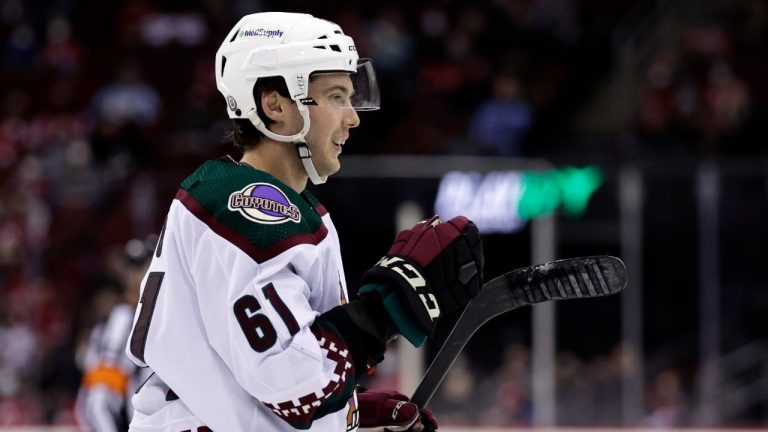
[228,76,292,151]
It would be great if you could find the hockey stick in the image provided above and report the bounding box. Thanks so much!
[410,255,627,407]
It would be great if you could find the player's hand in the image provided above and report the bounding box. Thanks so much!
[357,390,438,432]
[362,215,483,338]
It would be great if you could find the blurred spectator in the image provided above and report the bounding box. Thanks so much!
[644,369,689,427]
[167,57,221,156]
[530,0,580,45]
[634,51,684,152]
[89,61,161,129]
[40,16,82,77]
[480,343,532,425]
[467,71,532,156]
[139,12,209,47]
[699,61,751,152]
[0,304,38,399]
[49,139,101,210]
[3,22,38,71]
[556,351,592,425]
[588,350,623,425]
[430,354,484,424]
[88,61,160,177]
[363,7,415,85]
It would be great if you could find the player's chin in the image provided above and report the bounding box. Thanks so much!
[331,155,343,171]
[319,159,341,177]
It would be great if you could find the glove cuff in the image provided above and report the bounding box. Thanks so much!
[358,283,427,347]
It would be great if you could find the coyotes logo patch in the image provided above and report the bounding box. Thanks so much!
[228,183,301,224]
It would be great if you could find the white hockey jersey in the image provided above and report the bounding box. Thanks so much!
[125,158,363,431]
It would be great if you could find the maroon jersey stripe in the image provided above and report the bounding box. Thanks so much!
[315,203,328,216]
[175,189,329,263]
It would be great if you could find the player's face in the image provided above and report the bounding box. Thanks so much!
[303,73,361,178]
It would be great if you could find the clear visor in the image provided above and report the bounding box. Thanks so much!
[350,59,380,111]
[308,59,380,111]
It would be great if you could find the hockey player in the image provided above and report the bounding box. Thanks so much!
[124,12,484,431]
[77,236,156,431]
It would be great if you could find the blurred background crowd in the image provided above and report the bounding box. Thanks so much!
[0,0,767,427]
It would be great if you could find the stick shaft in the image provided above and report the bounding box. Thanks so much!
[409,307,481,407]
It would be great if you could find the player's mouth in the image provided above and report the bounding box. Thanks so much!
[332,138,346,152]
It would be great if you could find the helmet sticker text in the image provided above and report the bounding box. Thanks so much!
[237,28,284,39]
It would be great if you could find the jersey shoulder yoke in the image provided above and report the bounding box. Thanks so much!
[176,159,327,262]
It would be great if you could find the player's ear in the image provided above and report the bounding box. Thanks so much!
[260,90,290,122]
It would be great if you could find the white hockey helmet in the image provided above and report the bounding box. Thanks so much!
[215,12,380,184]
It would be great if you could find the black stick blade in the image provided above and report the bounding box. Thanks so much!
[467,255,627,326]
[410,255,627,408]
[510,254,627,302]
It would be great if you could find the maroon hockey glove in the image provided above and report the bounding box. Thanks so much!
[358,390,438,432]
[362,215,483,338]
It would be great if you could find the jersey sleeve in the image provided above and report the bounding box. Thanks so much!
[215,261,359,428]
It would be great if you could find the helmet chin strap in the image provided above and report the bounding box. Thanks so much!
[296,142,327,185]
[246,103,328,185]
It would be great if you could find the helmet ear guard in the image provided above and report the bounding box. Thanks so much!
[215,12,380,185]
[245,102,311,144]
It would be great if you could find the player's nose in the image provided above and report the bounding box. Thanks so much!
[345,108,360,129]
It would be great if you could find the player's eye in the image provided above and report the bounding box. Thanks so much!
[328,93,352,107]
